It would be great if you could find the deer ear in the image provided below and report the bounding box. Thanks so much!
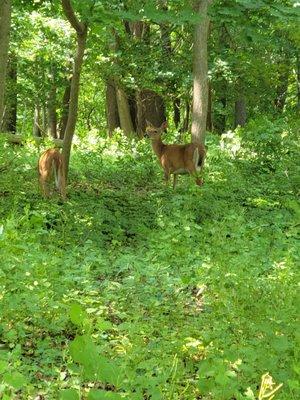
[160,121,168,131]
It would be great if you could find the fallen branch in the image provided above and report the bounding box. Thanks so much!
[0,132,63,147]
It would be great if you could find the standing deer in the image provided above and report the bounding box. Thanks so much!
[38,148,66,200]
[145,121,206,189]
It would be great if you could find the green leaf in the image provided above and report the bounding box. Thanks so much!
[3,372,27,390]
[215,372,230,386]
[69,303,88,327]
[96,318,114,331]
[69,336,123,386]
[0,360,8,374]
[2,394,12,400]
[60,389,80,400]
[87,390,124,400]
[69,335,99,379]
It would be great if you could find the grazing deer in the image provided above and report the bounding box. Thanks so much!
[38,148,66,200]
[145,121,206,189]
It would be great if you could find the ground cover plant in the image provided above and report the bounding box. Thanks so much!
[0,117,299,399]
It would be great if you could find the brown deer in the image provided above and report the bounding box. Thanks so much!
[38,148,66,200]
[145,121,206,189]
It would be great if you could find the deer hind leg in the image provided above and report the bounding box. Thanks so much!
[164,169,170,186]
[186,160,203,186]
[173,174,178,189]
[39,174,50,198]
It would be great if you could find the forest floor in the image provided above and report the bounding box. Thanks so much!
[0,123,299,399]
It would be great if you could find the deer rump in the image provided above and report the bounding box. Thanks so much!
[38,149,66,199]
[159,143,205,175]
[39,150,62,187]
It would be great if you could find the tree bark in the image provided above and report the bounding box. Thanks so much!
[173,98,181,128]
[2,52,17,133]
[191,0,211,144]
[136,89,166,134]
[0,0,12,130]
[234,95,246,128]
[116,84,134,136]
[106,78,120,136]
[206,80,212,131]
[297,53,300,113]
[48,65,57,138]
[274,61,290,112]
[59,77,71,140]
[33,103,42,137]
[182,99,190,133]
[61,0,87,179]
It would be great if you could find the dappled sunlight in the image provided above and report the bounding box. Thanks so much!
[1,123,299,398]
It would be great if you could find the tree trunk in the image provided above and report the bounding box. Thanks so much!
[116,84,134,136]
[61,0,87,179]
[234,95,247,128]
[181,99,190,133]
[191,0,211,144]
[2,52,17,133]
[33,103,42,137]
[136,89,166,134]
[106,78,119,136]
[274,62,290,112]
[206,80,212,131]
[48,65,57,138]
[173,98,180,128]
[59,77,71,140]
[297,53,300,112]
[214,24,228,134]
[0,0,12,130]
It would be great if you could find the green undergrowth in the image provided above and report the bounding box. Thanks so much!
[0,119,299,399]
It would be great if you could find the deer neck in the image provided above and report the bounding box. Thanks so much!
[151,136,165,159]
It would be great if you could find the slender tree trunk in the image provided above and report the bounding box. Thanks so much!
[173,98,180,128]
[33,103,42,137]
[125,20,166,135]
[214,24,228,134]
[48,65,57,138]
[2,52,17,133]
[191,0,211,144]
[106,78,119,136]
[61,0,87,179]
[136,90,145,137]
[234,95,247,128]
[206,80,212,131]
[297,53,300,112]
[42,103,48,133]
[274,61,290,112]
[182,99,190,132]
[115,84,134,136]
[0,0,12,130]
[59,77,71,139]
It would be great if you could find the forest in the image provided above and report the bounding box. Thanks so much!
[0,0,299,399]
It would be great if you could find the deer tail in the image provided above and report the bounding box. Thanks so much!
[193,147,199,169]
[52,154,63,190]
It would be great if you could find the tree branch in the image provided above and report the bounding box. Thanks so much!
[61,0,85,34]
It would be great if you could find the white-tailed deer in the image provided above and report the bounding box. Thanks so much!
[145,121,206,189]
[38,148,66,200]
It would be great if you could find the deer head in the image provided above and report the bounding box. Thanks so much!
[145,121,168,139]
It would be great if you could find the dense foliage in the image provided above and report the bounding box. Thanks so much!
[0,117,299,399]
